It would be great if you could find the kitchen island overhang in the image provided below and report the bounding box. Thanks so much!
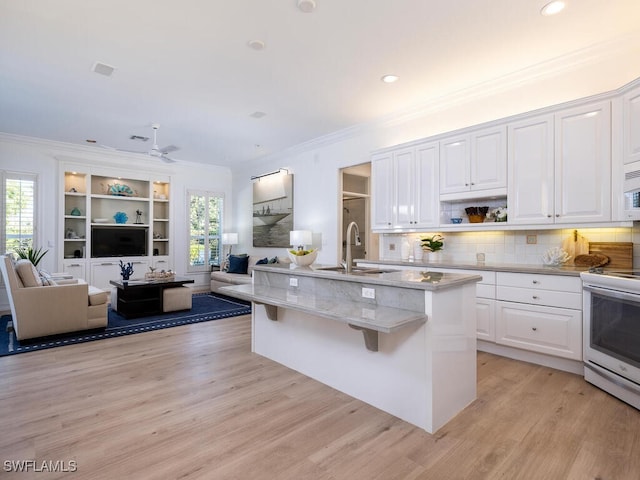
[221,263,481,434]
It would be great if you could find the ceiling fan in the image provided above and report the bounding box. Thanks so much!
[102,123,180,163]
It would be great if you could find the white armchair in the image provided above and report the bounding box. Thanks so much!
[0,255,108,341]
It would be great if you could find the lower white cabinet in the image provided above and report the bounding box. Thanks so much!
[476,297,496,342]
[90,258,150,290]
[495,301,582,360]
[152,256,171,271]
[62,259,86,280]
[495,272,582,360]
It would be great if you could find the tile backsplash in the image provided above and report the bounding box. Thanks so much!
[381,226,640,267]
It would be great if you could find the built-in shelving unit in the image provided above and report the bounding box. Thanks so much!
[60,168,172,289]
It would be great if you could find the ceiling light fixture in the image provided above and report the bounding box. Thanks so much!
[250,111,267,119]
[381,75,399,83]
[540,1,565,16]
[297,0,316,13]
[247,39,265,51]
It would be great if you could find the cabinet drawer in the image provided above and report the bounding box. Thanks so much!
[496,301,582,360]
[496,285,582,309]
[497,272,581,293]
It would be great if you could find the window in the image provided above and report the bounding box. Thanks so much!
[188,190,223,272]
[2,172,37,254]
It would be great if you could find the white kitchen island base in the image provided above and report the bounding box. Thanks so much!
[223,264,480,434]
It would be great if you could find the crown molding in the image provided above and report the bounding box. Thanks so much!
[254,31,640,162]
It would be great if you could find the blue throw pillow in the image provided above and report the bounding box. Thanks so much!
[227,255,249,274]
[256,257,269,265]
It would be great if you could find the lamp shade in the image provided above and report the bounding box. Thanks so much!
[290,230,312,247]
[222,233,238,245]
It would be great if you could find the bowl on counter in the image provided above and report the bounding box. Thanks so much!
[287,249,318,266]
[450,217,463,224]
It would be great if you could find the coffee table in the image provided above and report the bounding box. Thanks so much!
[110,277,195,319]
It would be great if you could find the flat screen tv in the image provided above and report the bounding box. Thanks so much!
[91,226,148,257]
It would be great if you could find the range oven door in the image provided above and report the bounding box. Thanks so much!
[583,285,640,388]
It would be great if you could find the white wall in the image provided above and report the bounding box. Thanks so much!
[230,58,640,265]
[0,134,233,291]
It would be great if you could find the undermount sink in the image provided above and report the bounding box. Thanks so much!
[316,266,396,275]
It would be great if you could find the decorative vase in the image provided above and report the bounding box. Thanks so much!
[426,251,442,263]
[400,237,411,261]
[413,240,423,261]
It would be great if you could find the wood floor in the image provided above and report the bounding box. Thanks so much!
[1,315,639,480]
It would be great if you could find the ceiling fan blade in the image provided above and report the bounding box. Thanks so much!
[160,155,176,163]
[160,145,179,154]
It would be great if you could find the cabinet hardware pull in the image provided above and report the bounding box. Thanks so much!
[547,214,552,218]
[555,214,560,217]
[470,182,475,185]
[532,327,537,331]
[101,263,113,266]
[532,280,539,284]
[465,183,469,186]
[532,296,539,299]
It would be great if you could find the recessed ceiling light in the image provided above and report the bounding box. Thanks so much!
[297,0,316,13]
[540,1,565,16]
[247,39,265,51]
[381,75,399,83]
[250,111,267,119]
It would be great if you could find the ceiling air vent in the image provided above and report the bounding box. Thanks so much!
[130,135,149,142]
[92,62,116,77]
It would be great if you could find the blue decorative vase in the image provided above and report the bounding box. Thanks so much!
[114,212,128,224]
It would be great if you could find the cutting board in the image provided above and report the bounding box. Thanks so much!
[588,242,633,269]
[562,231,589,264]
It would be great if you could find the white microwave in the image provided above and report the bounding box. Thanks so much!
[624,161,640,220]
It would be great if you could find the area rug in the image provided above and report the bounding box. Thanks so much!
[0,293,251,356]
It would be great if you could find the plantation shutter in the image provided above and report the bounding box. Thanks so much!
[5,174,37,253]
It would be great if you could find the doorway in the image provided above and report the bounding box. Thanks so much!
[339,163,377,263]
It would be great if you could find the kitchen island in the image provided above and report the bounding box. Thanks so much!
[221,263,481,433]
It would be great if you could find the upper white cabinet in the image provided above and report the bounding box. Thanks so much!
[508,101,611,225]
[439,125,506,199]
[507,114,555,225]
[554,101,611,223]
[371,141,439,231]
[623,85,640,165]
[371,151,395,230]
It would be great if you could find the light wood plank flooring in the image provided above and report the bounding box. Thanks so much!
[1,315,639,479]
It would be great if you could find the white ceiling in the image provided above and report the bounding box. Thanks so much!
[1,0,639,167]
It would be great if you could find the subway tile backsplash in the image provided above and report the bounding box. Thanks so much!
[382,225,640,267]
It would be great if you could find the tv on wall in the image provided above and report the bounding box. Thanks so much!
[91,226,148,257]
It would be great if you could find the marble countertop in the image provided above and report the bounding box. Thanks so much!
[220,283,427,334]
[252,262,482,291]
[355,258,593,277]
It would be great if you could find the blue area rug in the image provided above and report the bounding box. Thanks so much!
[0,293,251,356]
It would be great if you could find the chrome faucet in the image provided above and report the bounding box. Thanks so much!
[345,221,361,273]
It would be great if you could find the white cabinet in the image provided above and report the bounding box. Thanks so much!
[439,125,506,199]
[371,152,394,230]
[91,258,150,291]
[371,141,439,231]
[90,261,122,291]
[495,272,582,360]
[508,114,555,225]
[623,85,640,165]
[554,101,611,223]
[62,259,86,280]
[508,101,611,225]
